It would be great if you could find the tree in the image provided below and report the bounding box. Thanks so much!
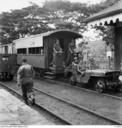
[0,0,118,44]
[91,0,120,49]
[1,0,102,44]
[0,3,52,44]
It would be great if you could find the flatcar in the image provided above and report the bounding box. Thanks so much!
[70,69,122,93]
[13,29,82,78]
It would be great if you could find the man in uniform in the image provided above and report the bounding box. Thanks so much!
[17,58,35,105]
[77,54,86,76]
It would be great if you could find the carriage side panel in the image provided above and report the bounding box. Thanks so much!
[0,54,17,76]
[43,37,55,69]
[17,54,45,69]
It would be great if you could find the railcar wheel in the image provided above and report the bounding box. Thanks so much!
[95,79,105,93]
[8,75,14,81]
[115,86,121,92]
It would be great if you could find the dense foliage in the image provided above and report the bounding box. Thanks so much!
[0,0,119,44]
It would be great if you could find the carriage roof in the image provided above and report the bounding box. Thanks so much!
[13,29,82,42]
[13,29,82,49]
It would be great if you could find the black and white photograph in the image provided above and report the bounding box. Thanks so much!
[0,0,122,126]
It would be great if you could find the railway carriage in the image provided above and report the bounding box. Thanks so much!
[0,43,17,80]
[13,29,82,77]
[0,54,17,80]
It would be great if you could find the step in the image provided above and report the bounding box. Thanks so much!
[45,72,55,76]
[44,75,56,80]
[49,67,55,71]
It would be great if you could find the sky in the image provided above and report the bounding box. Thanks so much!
[0,0,103,13]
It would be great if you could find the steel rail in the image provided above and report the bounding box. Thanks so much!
[39,77,122,100]
[34,87,122,125]
[2,80,122,124]
[0,82,71,125]
[14,76,122,100]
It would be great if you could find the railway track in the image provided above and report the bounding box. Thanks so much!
[40,76,122,100]
[34,87,121,125]
[0,81,121,125]
[33,78,122,125]
[0,82,71,125]
[14,74,122,99]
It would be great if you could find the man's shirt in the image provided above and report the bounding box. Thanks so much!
[17,63,34,85]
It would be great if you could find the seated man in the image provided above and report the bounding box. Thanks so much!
[73,54,86,76]
[77,59,86,76]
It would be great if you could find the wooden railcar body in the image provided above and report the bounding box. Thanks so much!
[13,29,82,74]
[0,54,17,80]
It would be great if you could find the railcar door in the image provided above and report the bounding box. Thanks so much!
[0,54,9,73]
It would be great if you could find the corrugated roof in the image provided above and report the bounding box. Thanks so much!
[85,0,122,23]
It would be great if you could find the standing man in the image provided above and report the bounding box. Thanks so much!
[17,58,35,105]
[66,40,75,67]
[52,39,62,66]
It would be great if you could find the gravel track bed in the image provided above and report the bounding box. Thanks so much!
[34,79,122,123]
[44,77,122,98]
[35,90,114,125]
[0,81,115,125]
[2,80,122,124]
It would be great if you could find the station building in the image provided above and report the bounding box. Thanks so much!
[85,0,122,70]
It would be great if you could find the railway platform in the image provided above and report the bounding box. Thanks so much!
[0,87,55,125]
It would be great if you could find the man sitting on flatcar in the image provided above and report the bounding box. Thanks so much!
[77,53,86,76]
[71,54,86,83]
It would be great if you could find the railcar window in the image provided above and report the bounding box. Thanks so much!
[4,46,8,54]
[28,47,44,55]
[17,48,27,54]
